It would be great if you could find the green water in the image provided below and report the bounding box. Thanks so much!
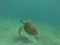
[0,0,60,45]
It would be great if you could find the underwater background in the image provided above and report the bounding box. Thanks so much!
[0,0,60,45]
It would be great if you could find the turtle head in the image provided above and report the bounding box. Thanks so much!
[20,20,25,24]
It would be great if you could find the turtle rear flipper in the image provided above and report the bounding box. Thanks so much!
[34,34,39,40]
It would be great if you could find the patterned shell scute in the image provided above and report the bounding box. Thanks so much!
[24,22,38,35]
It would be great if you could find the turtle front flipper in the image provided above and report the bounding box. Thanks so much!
[18,26,23,36]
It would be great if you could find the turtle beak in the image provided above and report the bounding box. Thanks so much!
[20,20,25,24]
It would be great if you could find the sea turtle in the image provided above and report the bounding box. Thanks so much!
[18,20,39,39]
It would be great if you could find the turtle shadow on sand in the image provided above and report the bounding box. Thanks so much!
[13,35,33,43]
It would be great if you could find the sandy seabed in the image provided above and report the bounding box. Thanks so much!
[0,19,60,45]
